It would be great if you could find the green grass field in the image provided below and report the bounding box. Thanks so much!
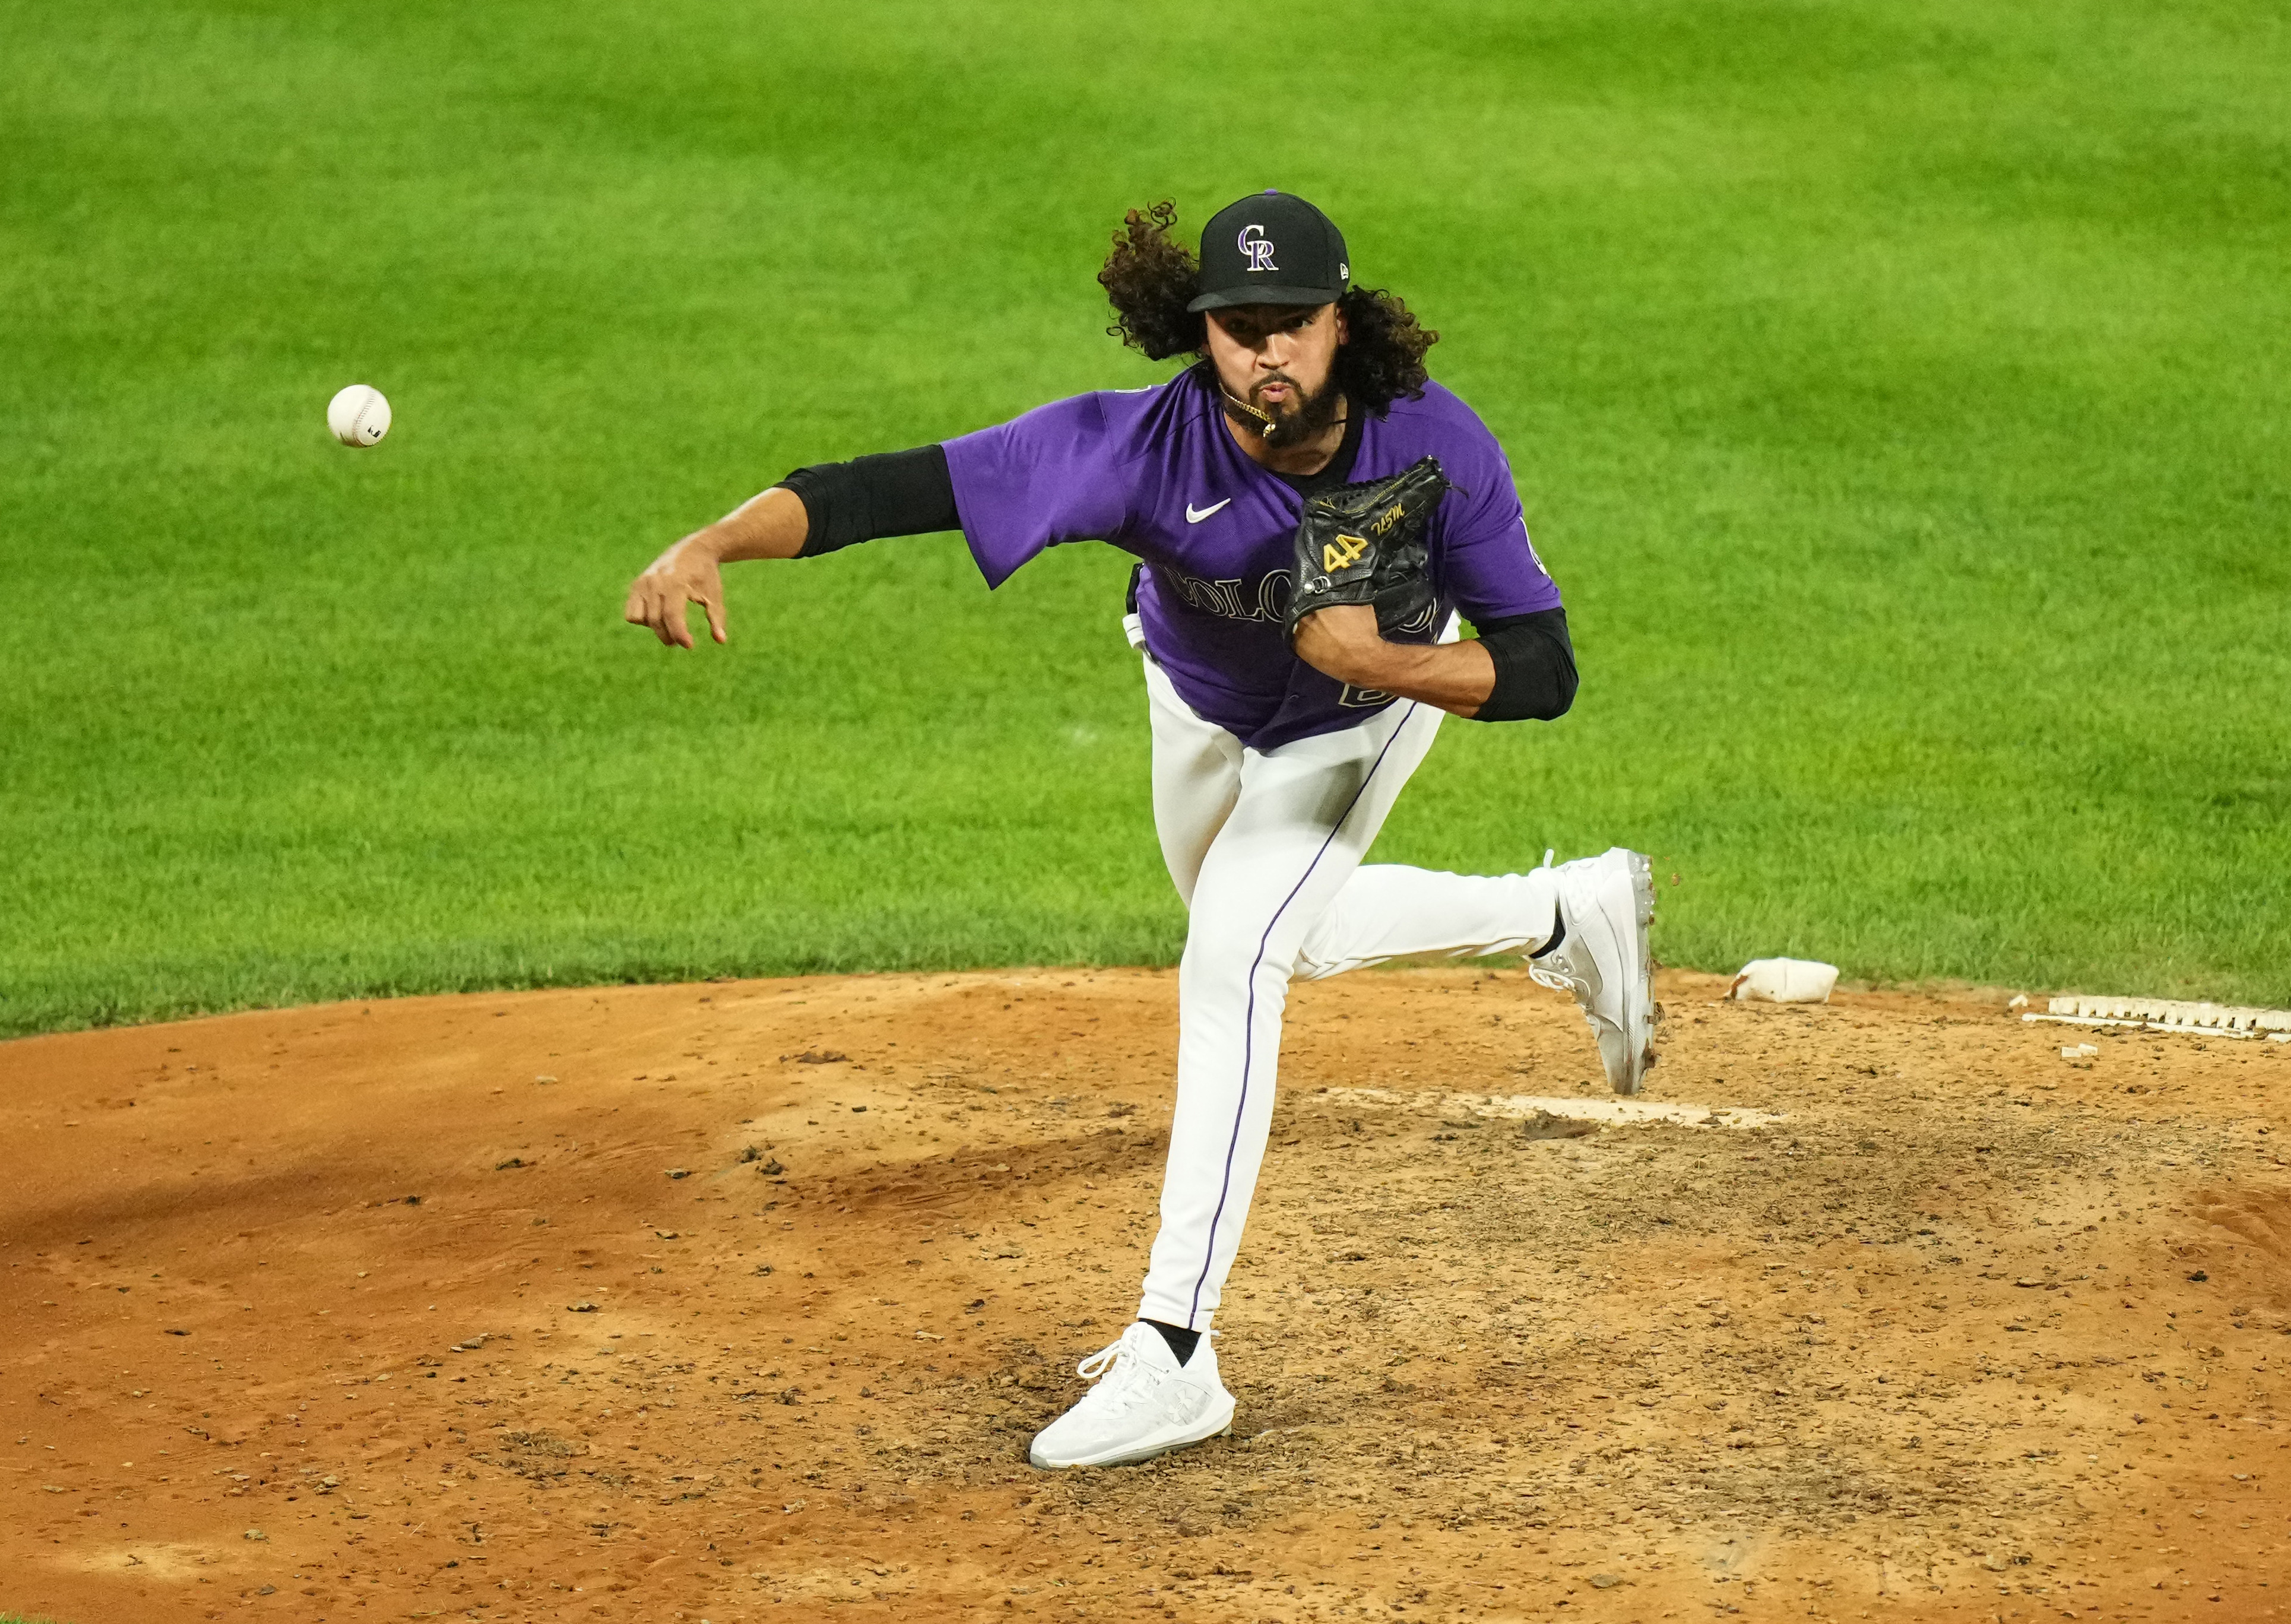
[3,0,2286,1038]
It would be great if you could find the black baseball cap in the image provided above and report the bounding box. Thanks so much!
[1187,190,1351,313]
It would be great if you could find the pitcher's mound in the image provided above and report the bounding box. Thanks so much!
[4,967,2285,1620]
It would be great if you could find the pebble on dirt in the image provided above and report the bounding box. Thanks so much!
[1519,1111,1599,1142]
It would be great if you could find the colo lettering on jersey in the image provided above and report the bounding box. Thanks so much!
[1161,566,1294,626]
[1160,566,1435,639]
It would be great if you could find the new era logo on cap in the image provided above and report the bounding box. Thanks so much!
[1188,190,1351,313]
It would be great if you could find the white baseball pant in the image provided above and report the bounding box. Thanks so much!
[1134,649,1561,1333]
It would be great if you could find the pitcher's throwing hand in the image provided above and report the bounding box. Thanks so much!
[623,484,809,646]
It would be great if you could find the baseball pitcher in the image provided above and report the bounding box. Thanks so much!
[625,191,1658,1470]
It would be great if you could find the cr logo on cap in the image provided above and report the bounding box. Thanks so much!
[1238,223,1278,272]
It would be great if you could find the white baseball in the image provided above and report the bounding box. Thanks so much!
[327,383,391,447]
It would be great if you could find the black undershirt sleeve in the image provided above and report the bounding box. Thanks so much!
[777,444,959,557]
[1470,607,1577,723]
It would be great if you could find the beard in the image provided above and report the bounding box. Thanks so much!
[1220,369,1345,449]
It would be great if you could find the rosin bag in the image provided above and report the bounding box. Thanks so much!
[1729,957,1840,1004]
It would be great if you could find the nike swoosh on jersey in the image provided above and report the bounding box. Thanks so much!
[1184,499,1232,524]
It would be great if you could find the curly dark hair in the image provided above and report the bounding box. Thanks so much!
[1097,200,1437,414]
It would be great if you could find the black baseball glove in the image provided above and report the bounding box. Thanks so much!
[1284,456,1452,645]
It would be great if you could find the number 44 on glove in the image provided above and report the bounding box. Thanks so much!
[1283,456,1452,645]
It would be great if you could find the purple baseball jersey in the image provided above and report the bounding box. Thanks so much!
[941,365,1561,751]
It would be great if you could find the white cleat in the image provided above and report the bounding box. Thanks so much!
[1530,847,1658,1095]
[1027,1322,1236,1470]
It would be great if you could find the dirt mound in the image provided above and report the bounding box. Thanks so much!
[4,968,2287,1620]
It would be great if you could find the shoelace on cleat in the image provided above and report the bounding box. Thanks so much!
[1071,1333,1163,1414]
[1074,1339,1125,1381]
[1527,959,1580,997]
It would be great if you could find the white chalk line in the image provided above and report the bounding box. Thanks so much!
[1319,1087,1785,1130]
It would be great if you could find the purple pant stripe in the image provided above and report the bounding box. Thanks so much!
[1183,703,1424,1328]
